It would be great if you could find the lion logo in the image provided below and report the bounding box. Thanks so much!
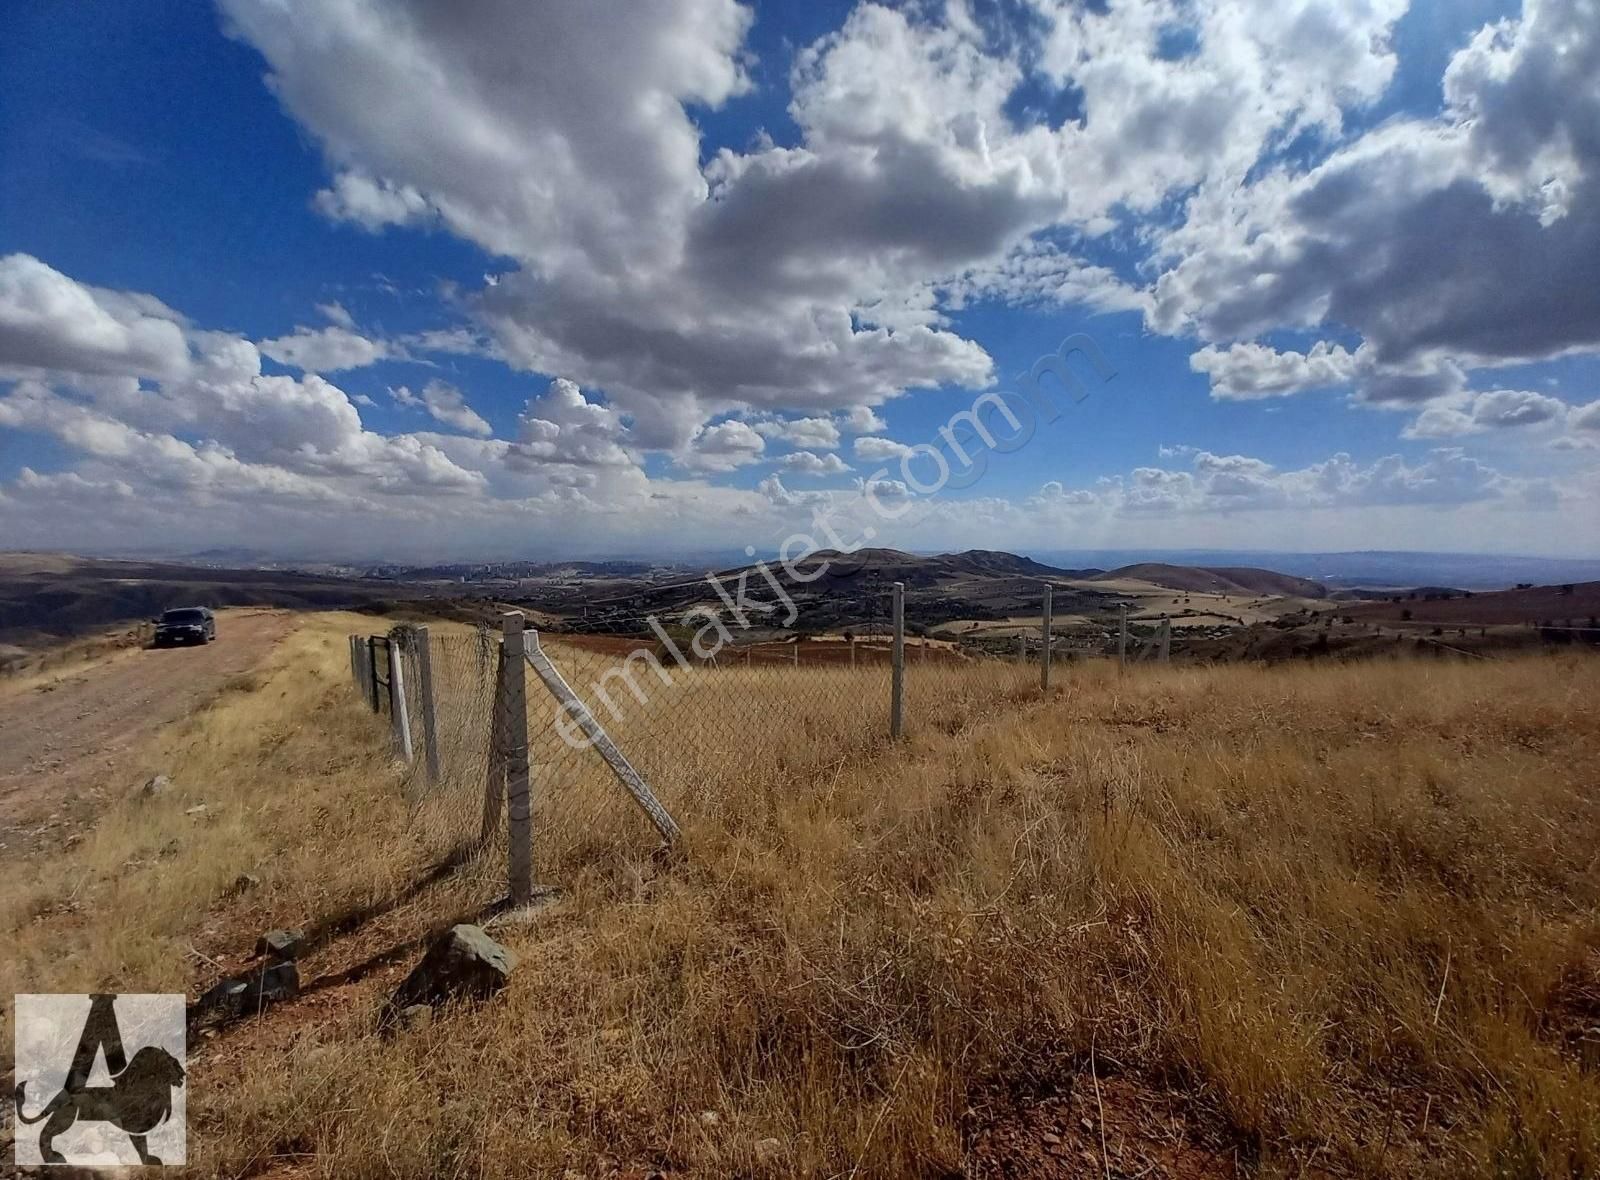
[13,994,187,1166]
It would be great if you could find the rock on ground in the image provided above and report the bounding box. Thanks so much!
[255,927,305,960]
[387,924,518,1017]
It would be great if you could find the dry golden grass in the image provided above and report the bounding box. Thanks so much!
[4,615,1598,1178]
[0,620,151,694]
[0,615,437,996]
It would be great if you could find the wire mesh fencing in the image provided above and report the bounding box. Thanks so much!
[345,577,1148,894]
[901,639,1037,736]
[524,635,896,880]
[396,625,503,864]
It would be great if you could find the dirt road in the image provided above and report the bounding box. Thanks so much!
[0,610,292,856]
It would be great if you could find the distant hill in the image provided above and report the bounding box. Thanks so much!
[0,553,435,645]
[1091,563,1328,599]
[1030,549,1600,590]
[783,549,1100,584]
[941,549,1102,579]
[578,547,1109,628]
[1343,581,1600,627]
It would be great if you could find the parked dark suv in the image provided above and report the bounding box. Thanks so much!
[153,607,216,647]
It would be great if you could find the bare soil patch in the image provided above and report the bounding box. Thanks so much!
[967,1072,1243,1179]
[0,609,291,858]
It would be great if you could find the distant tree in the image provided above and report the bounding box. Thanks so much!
[1560,583,1575,596]
[1401,608,1413,621]
[1431,626,1444,636]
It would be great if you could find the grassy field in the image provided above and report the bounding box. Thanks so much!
[3,614,1597,1177]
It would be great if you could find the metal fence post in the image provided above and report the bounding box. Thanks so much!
[501,612,532,904]
[890,582,905,739]
[389,638,414,763]
[414,625,442,783]
[1118,604,1128,670]
[1040,583,1053,692]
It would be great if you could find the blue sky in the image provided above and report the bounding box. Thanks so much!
[1,0,1596,560]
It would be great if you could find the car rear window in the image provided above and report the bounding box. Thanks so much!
[161,609,208,623]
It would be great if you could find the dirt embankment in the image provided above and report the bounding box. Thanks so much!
[0,610,292,857]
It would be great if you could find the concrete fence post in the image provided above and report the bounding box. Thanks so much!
[1159,615,1171,663]
[890,582,905,739]
[366,638,381,713]
[501,612,533,905]
[389,638,414,763]
[1040,583,1053,692]
[850,637,857,667]
[1017,633,1025,665]
[793,640,799,667]
[1118,604,1128,670]
[414,625,442,784]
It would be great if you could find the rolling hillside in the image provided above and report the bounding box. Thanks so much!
[0,553,435,645]
[1343,580,1600,626]
[1091,562,1329,598]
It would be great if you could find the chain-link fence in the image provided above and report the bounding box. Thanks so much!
[346,580,1150,896]
[399,625,502,862]
[526,638,895,875]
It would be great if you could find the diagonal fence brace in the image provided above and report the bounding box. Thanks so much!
[523,634,683,846]
[1131,615,1172,663]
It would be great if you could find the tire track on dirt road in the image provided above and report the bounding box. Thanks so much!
[0,610,292,858]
